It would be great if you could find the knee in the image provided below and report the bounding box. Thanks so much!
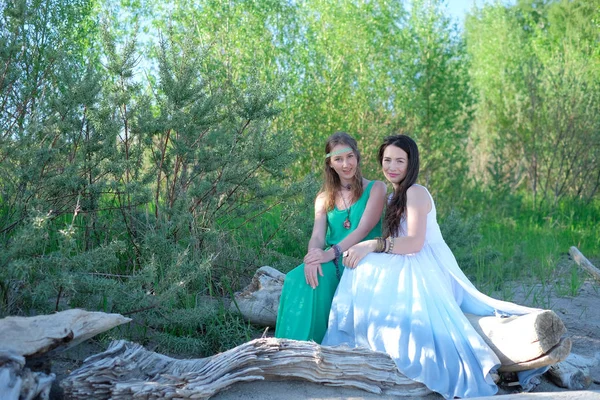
[284,264,306,286]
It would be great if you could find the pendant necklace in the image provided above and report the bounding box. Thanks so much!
[340,191,351,229]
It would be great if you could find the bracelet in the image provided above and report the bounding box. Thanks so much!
[332,244,343,280]
[385,236,395,254]
[332,244,342,265]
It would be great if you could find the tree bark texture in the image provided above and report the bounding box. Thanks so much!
[61,338,431,399]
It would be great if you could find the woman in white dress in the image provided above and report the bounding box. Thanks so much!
[322,135,541,399]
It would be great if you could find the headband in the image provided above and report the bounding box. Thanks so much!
[325,147,353,158]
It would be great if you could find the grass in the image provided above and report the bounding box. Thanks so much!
[448,188,600,302]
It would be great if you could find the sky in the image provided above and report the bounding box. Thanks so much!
[445,0,474,22]
[443,0,501,24]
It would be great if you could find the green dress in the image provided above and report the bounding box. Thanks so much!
[274,181,382,343]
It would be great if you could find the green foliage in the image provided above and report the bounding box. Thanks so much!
[447,185,600,294]
[465,0,600,206]
[0,0,305,356]
[1,0,598,357]
[441,209,484,273]
[144,305,260,356]
[396,0,473,195]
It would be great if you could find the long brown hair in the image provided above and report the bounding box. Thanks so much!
[378,135,420,237]
[322,132,363,211]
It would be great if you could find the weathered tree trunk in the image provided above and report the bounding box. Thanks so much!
[61,338,431,399]
[570,246,600,283]
[465,311,569,372]
[0,309,131,400]
[0,309,131,357]
[231,266,284,327]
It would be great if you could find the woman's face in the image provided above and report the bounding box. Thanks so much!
[328,144,358,182]
[381,144,408,186]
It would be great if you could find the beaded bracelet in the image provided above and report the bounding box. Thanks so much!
[332,244,342,265]
[332,244,343,279]
[385,236,395,254]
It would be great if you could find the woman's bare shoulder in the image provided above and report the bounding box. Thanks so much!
[315,191,328,208]
[363,178,387,193]
[407,185,431,210]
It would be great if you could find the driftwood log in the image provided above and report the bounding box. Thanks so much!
[61,338,431,399]
[1,309,131,357]
[0,350,55,400]
[232,266,570,372]
[570,246,600,283]
[465,311,570,372]
[0,309,131,400]
[468,391,600,399]
[231,266,284,326]
[547,352,600,390]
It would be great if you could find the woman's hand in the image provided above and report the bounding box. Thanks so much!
[304,248,332,265]
[342,240,375,269]
[304,261,323,289]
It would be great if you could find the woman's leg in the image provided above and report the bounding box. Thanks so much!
[275,261,340,343]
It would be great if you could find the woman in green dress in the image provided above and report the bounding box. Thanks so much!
[275,132,386,343]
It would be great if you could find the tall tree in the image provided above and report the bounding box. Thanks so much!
[465,0,600,206]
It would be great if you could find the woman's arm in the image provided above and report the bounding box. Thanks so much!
[307,193,328,251]
[304,180,387,265]
[335,180,387,252]
[343,185,431,268]
[390,185,430,253]
[304,193,328,288]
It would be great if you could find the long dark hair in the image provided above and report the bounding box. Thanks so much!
[323,132,363,211]
[378,135,420,237]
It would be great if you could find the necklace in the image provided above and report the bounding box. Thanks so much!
[340,191,351,229]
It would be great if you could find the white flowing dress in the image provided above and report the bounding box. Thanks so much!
[322,185,540,399]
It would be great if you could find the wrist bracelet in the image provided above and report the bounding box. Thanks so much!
[385,236,395,254]
[332,244,342,265]
[332,244,343,280]
[374,237,386,253]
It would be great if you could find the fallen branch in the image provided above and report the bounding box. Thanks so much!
[0,309,131,357]
[61,338,431,399]
[569,246,600,283]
